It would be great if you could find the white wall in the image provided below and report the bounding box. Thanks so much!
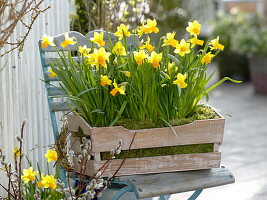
[0,0,70,194]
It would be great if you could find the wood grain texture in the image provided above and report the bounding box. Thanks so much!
[116,167,235,198]
[74,152,221,177]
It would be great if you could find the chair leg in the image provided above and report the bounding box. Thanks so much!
[187,189,203,200]
[159,195,168,200]
[112,185,133,200]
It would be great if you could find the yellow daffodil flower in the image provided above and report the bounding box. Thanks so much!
[114,24,131,40]
[134,50,148,65]
[209,36,224,51]
[190,35,204,48]
[137,19,159,36]
[37,174,44,188]
[22,167,38,183]
[61,33,77,48]
[41,175,57,189]
[172,73,187,88]
[90,32,105,47]
[139,37,155,52]
[148,51,162,68]
[90,47,111,69]
[162,32,179,48]
[174,39,191,56]
[45,149,58,163]
[186,20,201,36]
[79,45,91,56]
[100,75,112,86]
[13,147,20,159]
[201,52,215,64]
[41,34,55,48]
[110,81,126,96]
[112,41,127,56]
[122,71,131,77]
[47,69,57,78]
[167,62,178,74]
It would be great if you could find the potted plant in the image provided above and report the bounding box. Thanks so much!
[231,17,267,94]
[41,19,240,176]
[210,9,257,81]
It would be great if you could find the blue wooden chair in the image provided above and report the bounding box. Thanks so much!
[39,31,235,200]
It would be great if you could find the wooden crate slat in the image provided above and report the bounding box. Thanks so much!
[73,152,221,177]
[51,102,70,112]
[48,87,65,96]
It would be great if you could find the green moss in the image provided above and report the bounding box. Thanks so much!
[115,106,219,130]
[101,143,214,160]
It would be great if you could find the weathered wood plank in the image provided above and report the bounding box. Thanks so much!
[67,114,93,134]
[51,102,70,112]
[47,87,66,96]
[74,152,221,177]
[213,143,220,152]
[44,72,60,82]
[45,57,80,66]
[116,167,235,198]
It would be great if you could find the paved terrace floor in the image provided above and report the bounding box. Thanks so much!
[168,83,267,200]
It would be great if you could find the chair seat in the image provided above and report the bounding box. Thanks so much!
[113,167,235,199]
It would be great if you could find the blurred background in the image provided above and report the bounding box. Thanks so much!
[0,0,267,199]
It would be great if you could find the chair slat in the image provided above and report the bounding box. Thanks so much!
[45,57,80,66]
[48,87,65,97]
[44,72,60,82]
[51,102,70,112]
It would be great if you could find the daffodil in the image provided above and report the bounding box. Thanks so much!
[61,33,77,48]
[201,52,215,64]
[100,75,112,86]
[45,149,58,163]
[13,147,20,159]
[190,35,204,48]
[90,47,111,69]
[137,19,159,36]
[167,62,178,74]
[173,73,187,88]
[112,41,127,56]
[134,50,148,65]
[22,167,38,184]
[186,20,201,36]
[114,24,131,40]
[47,69,57,78]
[41,175,57,189]
[139,37,155,52]
[162,32,179,48]
[41,34,55,48]
[174,39,191,56]
[110,81,126,96]
[148,51,162,68]
[79,45,91,56]
[121,71,131,77]
[209,36,224,51]
[90,32,105,47]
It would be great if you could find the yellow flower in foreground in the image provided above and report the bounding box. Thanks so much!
[112,41,127,56]
[114,24,131,40]
[122,71,131,77]
[90,47,111,69]
[90,32,105,47]
[61,33,77,48]
[22,167,38,184]
[134,50,148,65]
[100,75,112,86]
[173,73,187,88]
[37,174,44,188]
[47,69,57,78]
[190,35,204,48]
[45,149,58,163]
[162,32,179,48]
[186,20,201,36]
[41,175,57,189]
[140,37,155,52]
[148,51,162,68]
[41,34,55,48]
[13,147,21,159]
[201,52,215,65]
[210,36,224,51]
[110,81,126,96]
[167,62,178,74]
[137,19,159,36]
[79,45,91,56]
[174,39,191,56]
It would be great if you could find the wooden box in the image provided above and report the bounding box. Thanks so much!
[67,110,225,177]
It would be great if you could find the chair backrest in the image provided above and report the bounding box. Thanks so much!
[39,30,139,140]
